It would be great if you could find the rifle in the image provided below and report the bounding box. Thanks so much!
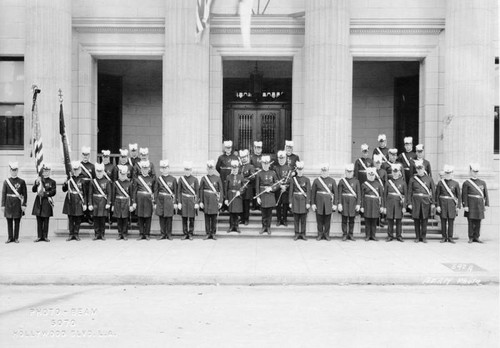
[227,168,262,207]
[276,167,294,206]
[253,176,287,200]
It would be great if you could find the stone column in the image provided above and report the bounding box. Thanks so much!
[163,0,210,172]
[443,0,494,170]
[24,0,72,172]
[303,0,352,171]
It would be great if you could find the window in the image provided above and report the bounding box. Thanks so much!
[0,57,24,150]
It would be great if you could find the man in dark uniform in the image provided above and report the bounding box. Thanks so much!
[101,150,118,182]
[354,143,373,186]
[177,161,199,240]
[112,165,134,240]
[373,154,388,227]
[436,165,461,243]
[62,161,88,241]
[134,147,156,179]
[311,163,338,241]
[289,161,311,241]
[373,134,389,162]
[407,159,436,243]
[2,162,27,243]
[250,141,264,210]
[250,141,263,169]
[32,163,56,242]
[80,146,95,226]
[382,148,401,181]
[128,143,141,168]
[118,149,134,180]
[255,155,279,234]
[360,168,384,241]
[200,160,224,240]
[337,163,361,241]
[274,150,293,226]
[383,163,407,242]
[462,163,489,243]
[88,163,112,240]
[155,160,177,240]
[216,141,238,185]
[397,136,416,185]
[285,140,300,170]
[225,160,246,233]
[133,160,155,240]
[238,149,256,225]
[411,144,432,177]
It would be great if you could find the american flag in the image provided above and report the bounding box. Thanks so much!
[195,0,212,40]
[30,87,44,174]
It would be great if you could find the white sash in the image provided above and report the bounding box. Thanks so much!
[180,176,196,196]
[293,177,307,197]
[159,176,175,197]
[138,176,153,195]
[342,178,357,198]
[115,181,130,199]
[80,163,92,179]
[204,175,220,196]
[388,179,402,197]
[376,148,388,162]
[466,179,484,198]
[402,153,411,168]
[364,181,380,198]
[414,176,431,196]
[440,179,458,204]
[318,177,333,196]
[69,177,85,204]
[374,170,384,186]
[92,178,108,201]
[103,169,112,182]
[6,179,23,201]
[358,158,368,170]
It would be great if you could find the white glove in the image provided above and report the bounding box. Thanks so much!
[338,204,343,212]
[360,207,364,213]
[235,191,240,196]
[402,208,406,214]
[312,204,317,212]
[173,204,178,210]
[105,204,110,210]
[199,203,204,209]
[464,207,469,212]
[194,203,199,210]
[0,207,4,214]
[224,200,229,205]
[380,207,384,214]
[332,205,337,212]
[88,205,94,211]
[289,203,292,209]
[306,204,311,210]
[218,203,222,209]
[355,205,360,212]
[257,197,262,205]
[129,206,134,212]
[408,204,412,211]
[82,205,87,211]
[431,204,436,211]
[436,206,441,214]
[265,187,272,193]
[111,206,114,212]
[177,203,182,210]
[153,204,157,210]
[484,206,488,212]
[21,206,26,213]
[280,185,286,192]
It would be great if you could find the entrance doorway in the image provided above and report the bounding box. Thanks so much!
[222,60,292,154]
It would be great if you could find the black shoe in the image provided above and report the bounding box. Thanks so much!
[34,238,42,243]
[93,236,99,241]
[75,236,81,241]
[414,239,420,243]
[364,237,370,241]
[283,221,288,227]
[158,235,167,240]
[342,235,347,241]
[44,238,50,242]
[204,235,212,240]
[448,239,456,244]
[301,235,308,241]
[137,235,145,240]
[117,236,123,240]
[267,228,271,235]
[276,221,281,227]
[101,236,106,241]
[212,235,217,240]
[244,221,249,226]
[468,238,473,243]
[293,234,299,241]
[66,236,73,241]
[123,236,128,240]
[145,235,150,241]
[325,235,331,241]
[396,237,404,242]
[371,237,379,241]
[181,235,189,240]
[188,235,193,240]
[316,236,322,241]
[474,239,483,243]
[14,239,19,243]
[166,235,173,240]
[385,237,393,242]
[259,228,265,235]
[440,238,447,243]
[422,238,428,243]
[5,239,13,244]
[348,235,356,241]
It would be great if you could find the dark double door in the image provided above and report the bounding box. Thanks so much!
[223,102,291,154]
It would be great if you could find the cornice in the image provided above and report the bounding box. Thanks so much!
[72,16,445,36]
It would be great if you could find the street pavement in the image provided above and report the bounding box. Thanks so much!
[0,285,498,348]
[0,231,497,286]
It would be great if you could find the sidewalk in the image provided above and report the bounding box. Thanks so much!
[1,233,498,286]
